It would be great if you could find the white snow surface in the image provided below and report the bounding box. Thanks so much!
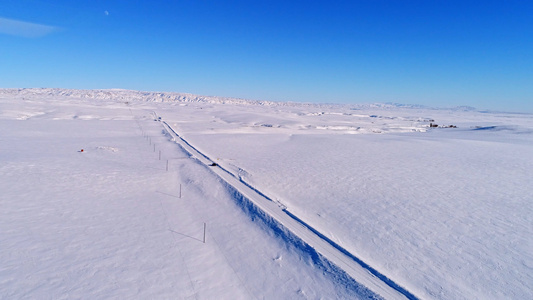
[1,88,532,299]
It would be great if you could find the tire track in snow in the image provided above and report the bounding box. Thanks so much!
[160,119,418,300]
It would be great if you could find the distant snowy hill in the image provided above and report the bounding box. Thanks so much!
[0,88,473,111]
[0,88,270,105]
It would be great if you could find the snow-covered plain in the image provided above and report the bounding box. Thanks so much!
[1,89,532,299]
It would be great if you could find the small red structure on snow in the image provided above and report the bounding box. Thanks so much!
[80,149,84,152]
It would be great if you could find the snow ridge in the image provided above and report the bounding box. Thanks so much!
[232,173,418,299]
[220,179,383,299]
[283,210,418,300]
[163,120,383,298]
[160,119,416,300]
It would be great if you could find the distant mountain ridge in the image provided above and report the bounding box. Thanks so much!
[0,88,272,105]
[0,87,475,111]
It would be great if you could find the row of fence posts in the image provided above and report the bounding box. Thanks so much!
[137,119,206,243]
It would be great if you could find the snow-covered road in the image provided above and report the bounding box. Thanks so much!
[160,118,417,300]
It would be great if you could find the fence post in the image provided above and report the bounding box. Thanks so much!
[203,223,206,243]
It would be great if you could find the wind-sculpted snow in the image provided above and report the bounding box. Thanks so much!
[1,89,532,299]
[221,181,384,300]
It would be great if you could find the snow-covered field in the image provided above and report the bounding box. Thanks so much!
[1,89,532,299]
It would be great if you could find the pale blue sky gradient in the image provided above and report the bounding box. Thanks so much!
[1,0,532,112]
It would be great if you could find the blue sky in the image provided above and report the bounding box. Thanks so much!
[1,1,532,112]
